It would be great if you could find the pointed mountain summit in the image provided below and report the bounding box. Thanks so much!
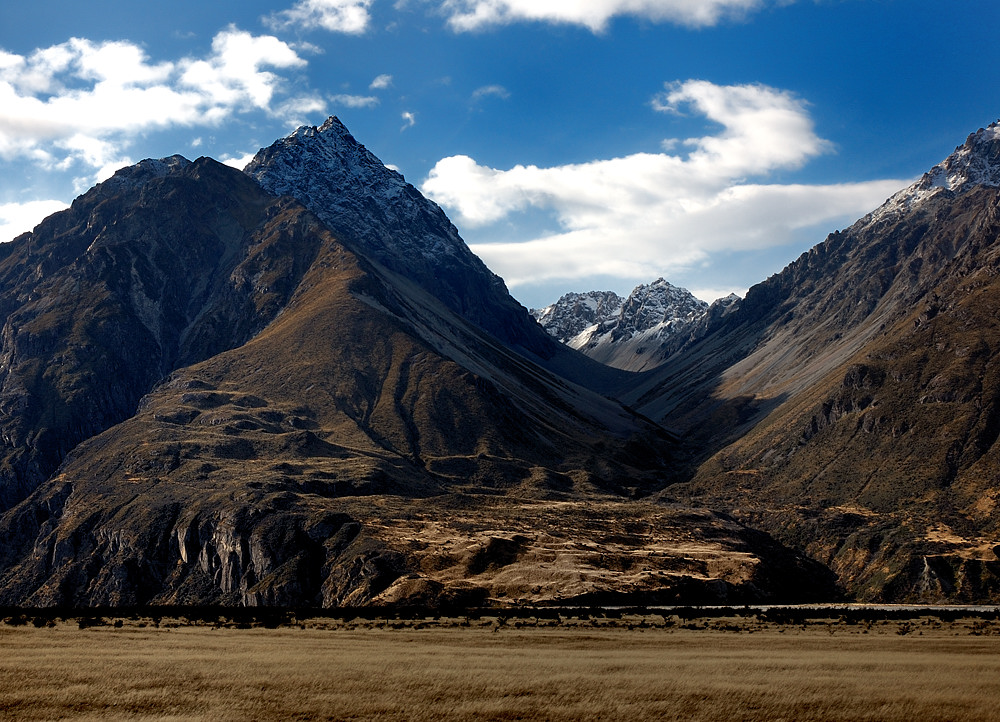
[531,291,624,344]
[245,117,554,359]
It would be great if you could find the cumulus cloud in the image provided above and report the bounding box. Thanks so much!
[266,0,374,34]
[0,28,319,183]
[370,73,393,90]
[439,0,772,32]
[421,79,909,289]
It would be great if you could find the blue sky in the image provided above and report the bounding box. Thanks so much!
[1,1,997,309]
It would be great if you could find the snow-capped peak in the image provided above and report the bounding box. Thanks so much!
[242,116,555,355]
[865,120,1000,224]
[613,278,708,341]
[97,155,191,195]
[243,115,486,280]
[243,117,427,243]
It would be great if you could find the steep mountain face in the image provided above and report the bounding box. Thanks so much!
[534,280,713,372]
[631,122,1000,602]
[0,148,834,608]
[868,122,1000,224]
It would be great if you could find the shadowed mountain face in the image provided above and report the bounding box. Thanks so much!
[0,156,315,511]
[0,150,837,607]
[627,123,1000,602]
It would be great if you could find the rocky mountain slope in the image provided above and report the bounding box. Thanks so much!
[627,122,1000,601]
[0,155,298,512]
[0,130,834,607]
[3,115,1000,608]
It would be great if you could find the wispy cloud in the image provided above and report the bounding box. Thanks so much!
[438,0,775,32]
[265,0,374,34]
[330,93,379,107]
[471,84,510,101]
[421,79,908,289]
[370,73,393,90]
[401,110,416,130]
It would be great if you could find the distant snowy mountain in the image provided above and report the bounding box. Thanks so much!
[533,279,717,371]
[608,279,709,342]
[530,291,623,344]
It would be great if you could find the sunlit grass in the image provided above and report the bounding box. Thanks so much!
[2,620,1000,720]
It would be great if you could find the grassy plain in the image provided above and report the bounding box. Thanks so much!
[2,612,1000,721]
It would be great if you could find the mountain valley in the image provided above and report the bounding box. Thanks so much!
[0,118,998,607]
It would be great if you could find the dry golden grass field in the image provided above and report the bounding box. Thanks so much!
[3,612,1000,721]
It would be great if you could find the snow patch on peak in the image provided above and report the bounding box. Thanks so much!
[865,120,1000,226]
[317,115,351,136]
[615,278,708,341]
[99,155,191,195]
[242,116,550,356]
[244,116,462,265]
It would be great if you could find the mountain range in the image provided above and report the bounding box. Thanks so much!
[531,280,737,372]
[0,117,997,606]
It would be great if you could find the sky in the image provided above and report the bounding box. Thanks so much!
[0,1,997,310]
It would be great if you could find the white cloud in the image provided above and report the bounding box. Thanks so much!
[401,111,416,130]
[651,79,831,179]
[266,0,374,34]
[330,93,379,108]
[0,199,69,243]
[438,0,772,32]
[370,73,393,90]
[0,28,319,186]
[181,28,307,109]
[421,79,909,289]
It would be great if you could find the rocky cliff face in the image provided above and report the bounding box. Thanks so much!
[0,158,322,512]
[531,290,623,344]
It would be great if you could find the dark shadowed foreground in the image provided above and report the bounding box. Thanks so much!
[3,611,1000,721]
